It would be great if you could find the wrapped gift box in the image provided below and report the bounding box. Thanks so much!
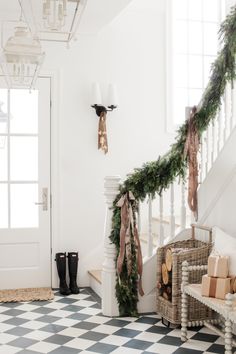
[202,274,231,299]
[208,255,229,278]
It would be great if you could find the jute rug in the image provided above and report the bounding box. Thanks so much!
[0,287,54,303]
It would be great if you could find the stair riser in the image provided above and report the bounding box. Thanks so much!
[138,292,156,313]
[89,275,102,298]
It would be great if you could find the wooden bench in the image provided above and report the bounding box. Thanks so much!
[181,261,236,354]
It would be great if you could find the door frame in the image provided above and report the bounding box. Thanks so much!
[0,72,57,288]
[39,69,61,289]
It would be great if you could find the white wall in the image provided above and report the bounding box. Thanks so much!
[41,0,175,286]
[203,173,236,238]
[198,126,236,240]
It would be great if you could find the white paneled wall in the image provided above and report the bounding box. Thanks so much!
[42,0,174,287]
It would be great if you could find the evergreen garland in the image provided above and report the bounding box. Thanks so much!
[110,5,236,316]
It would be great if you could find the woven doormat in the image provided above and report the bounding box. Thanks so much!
[0,287,54,303]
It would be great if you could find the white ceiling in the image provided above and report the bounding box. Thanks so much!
[79,0,134,34]
[0,0,134,34]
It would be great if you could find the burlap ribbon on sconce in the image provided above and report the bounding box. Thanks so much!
[116,192,144,296]
[184,106,200,220]
[98,111,108,154]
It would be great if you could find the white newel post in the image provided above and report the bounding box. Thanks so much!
[102,175,121,317]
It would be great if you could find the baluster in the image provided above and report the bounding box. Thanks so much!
[200,135,204,183]
[207,124,212,171]
[159,194,164,246]
[148,195,153,257]
[234,80,236,127]
[226,83,231,136]
[230,83,234,132]
[231,81,236,129]
[217,108,222,154]
[170,183,175,238]
[211,121,215,166]
[223,89,229,143]
[190,210,195,224]
[180,180,186,230]
[205,129,209,176]
[102,176,120,316]
[137,200,141,235]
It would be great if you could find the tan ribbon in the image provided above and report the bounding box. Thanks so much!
[209,277,217,297]
[209,252,228,277]
[184,106,199,220]
[213,256,220,277]
[98,111,108,154]
[116,192,144,296]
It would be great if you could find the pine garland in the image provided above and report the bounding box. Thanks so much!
[110,5,236,316]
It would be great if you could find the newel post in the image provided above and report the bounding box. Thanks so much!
[102,175,121,316]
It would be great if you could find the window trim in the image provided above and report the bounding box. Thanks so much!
[165,0,225,134]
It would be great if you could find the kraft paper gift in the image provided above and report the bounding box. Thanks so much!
[201,274,231,300]
[213,227,236,276]
[208,255,229,278]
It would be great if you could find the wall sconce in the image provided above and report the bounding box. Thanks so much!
[91,82,118,154]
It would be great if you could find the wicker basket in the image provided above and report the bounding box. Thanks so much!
[157,224,215,325]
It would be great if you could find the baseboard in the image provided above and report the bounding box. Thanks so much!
[88,270,102,298]
[137,289,156,313]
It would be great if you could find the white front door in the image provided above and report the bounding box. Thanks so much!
[0,77,51,290]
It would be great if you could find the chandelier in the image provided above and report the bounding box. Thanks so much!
[0,22,45,89]
[18,0,87,44]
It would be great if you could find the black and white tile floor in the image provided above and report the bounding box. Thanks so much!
[0,288,227,354]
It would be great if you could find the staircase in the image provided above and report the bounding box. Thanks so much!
[87,8,236,312]
[88,175,193,314]
[87,74,236,316]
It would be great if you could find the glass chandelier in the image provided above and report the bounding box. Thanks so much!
[42,0,67,31]
[0,22,45,89]
[18,0,87,44]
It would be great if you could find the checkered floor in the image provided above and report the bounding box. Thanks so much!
[0,288,228,354]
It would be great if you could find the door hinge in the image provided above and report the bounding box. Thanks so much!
[50,194,52,209]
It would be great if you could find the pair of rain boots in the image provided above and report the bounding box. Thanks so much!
[55,252,80,296]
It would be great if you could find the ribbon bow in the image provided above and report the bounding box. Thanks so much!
[184,106,199,220]
[116,192,144,296]
[98,111,108,154]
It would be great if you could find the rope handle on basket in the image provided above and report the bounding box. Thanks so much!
[191,223,212,243]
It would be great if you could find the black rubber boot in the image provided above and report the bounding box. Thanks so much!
[68,252,80,294]
[55,253,71,296]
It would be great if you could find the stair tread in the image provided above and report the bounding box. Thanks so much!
[152,215,191,227]
[88,269,102,284]
[152,216,180,227]
[140,236,158,246]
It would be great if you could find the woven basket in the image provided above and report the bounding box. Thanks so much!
[157,224,215,325]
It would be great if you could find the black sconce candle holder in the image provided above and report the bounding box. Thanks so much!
[91,104,117,117]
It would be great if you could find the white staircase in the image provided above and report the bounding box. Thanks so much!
[197,82,236,236]
[88,176,191,313]
[88,80,236,316]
